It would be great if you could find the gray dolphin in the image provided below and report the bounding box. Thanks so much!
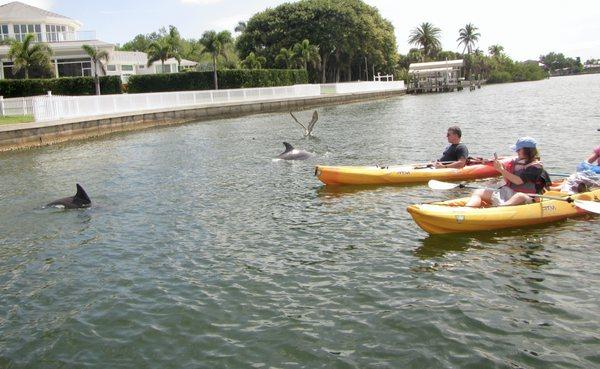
[276,142,313,160]
[46,184,91,209]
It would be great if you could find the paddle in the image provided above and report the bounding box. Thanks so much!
[428,180,600,214]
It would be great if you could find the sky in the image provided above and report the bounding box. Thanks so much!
[3,0,600,61]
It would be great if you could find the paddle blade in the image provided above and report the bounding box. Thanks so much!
[428,180,460,190]
[573,200,600,214]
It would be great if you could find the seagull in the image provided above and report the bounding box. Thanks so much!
[289,110,319,137]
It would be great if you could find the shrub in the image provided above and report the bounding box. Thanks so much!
[127,69,308,93]
[487,71,512,84]
[0,76,122,98]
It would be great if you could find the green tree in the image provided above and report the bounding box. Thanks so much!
[436,50,460,61]
[166,25,183,71]
[82,44,110,95]
[408,22,442,59]
[292,39,321,71]
[241,52,266,69]
[199,30,233,89]
[236,0,398,83]
[457,23,480,54]
[275,47,297,69]
[234,21,247,33]
[7,34,53,79]
[488,44,504,58]
[147,39,177,73]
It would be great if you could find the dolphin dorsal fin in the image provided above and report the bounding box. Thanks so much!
[75,184,91,205]
[283,142,294,153]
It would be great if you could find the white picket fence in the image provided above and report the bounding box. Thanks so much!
[0,96,36,116]
[1,81,405,122]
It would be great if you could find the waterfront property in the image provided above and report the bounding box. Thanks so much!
[407,59,464,93]
[0,2,197,82]
[0,81,406,151]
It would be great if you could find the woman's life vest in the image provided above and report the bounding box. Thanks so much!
[505,159,551,194]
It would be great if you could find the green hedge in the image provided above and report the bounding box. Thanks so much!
[127,69,308,93]
[487,71,513,84]
[0,76,122,98]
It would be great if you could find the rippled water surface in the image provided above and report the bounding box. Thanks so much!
[1,75,600,368]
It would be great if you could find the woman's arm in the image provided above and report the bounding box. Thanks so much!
[587,152,599,164]
[493,159,524,185]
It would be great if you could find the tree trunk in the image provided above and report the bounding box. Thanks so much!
[25,68,29,79]
[213,55,218,90]
[95,76,101,95]
[94,61,101,95]
[321,53,329,83]
[334,50,341,83]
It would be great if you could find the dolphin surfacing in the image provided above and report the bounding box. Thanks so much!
[46,184,91,209]
[275,142,312,161]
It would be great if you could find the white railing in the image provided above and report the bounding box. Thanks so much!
[0,96,35,117]
[3,81,406,122]
[320,81,405,94]
[373,73,394,82]
[30,84,321,122]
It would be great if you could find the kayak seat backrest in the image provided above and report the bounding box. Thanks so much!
[576,193,594,201]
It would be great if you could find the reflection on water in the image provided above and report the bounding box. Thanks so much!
[1,75,600,368]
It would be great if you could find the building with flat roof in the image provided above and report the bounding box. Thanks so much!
[0,1,196,81]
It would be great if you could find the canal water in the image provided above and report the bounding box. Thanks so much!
[1,74,599,368]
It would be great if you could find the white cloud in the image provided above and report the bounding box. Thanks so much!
[0,0,54,9]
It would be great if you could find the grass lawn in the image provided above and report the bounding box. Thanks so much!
[0,115,34,125]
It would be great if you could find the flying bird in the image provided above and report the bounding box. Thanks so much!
[290,110,319,137]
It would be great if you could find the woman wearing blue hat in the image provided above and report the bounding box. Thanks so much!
[466,137,551,207]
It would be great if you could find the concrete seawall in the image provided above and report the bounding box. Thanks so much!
[0,89,404,152]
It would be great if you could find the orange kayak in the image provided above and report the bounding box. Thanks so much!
[315,158,511,186]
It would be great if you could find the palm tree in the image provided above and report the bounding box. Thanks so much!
[242,52,266,69]
[408,22,442,59]
[7,34,53,79]
[457,23,481,55]
[234,21,246,33]
[488,44,504,58]
[292,39,321,71]
[147,39,178,73]
[167,25,182,71]
[275,47,296,69]
[199,30,233,89]
[82,44,110,95]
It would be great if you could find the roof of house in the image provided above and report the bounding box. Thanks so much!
[409,59,464,71]
[409,67,457,74]
[0,1,82,28]
[108,51,198,67]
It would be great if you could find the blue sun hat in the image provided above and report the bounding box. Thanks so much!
[511,137,537,151]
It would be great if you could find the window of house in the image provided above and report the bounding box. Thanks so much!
[56,59,92,78]
[13,24,42,42]
[121,65,134,71]
[106,65,116,72]
[156,64,171,73]
[0,25,9,40]
[45,24,69,42]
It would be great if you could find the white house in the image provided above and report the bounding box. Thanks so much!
[0,1,197,81]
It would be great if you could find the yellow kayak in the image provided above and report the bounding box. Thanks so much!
[315,158,511,186]
[407,189,600,234]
